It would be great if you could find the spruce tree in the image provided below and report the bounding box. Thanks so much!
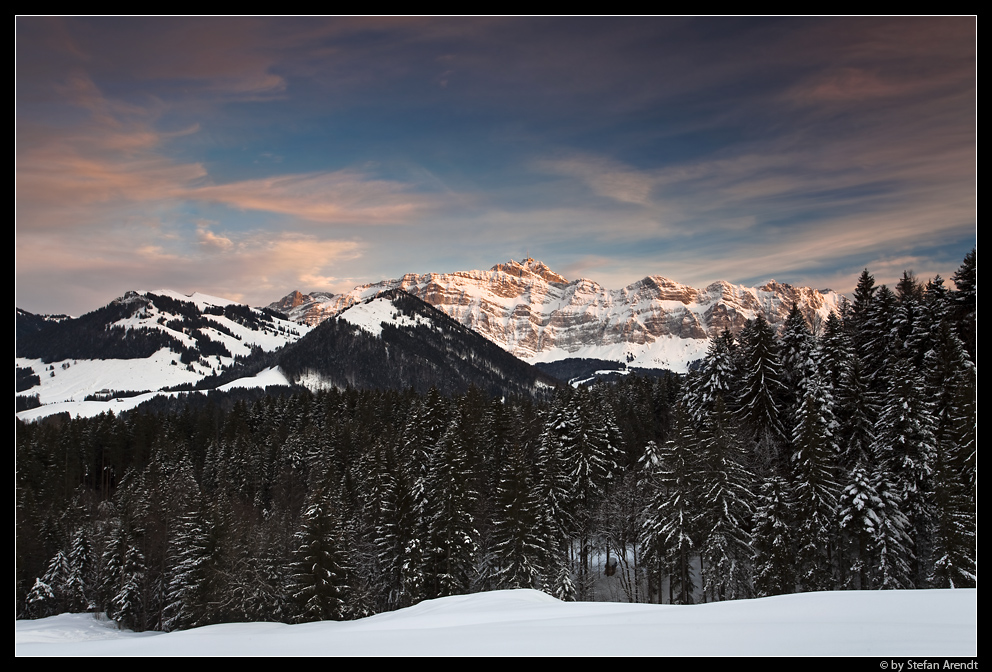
[849,269,877,346]
[374,440,426,611]
[690,329,740,424]
[163,508,213,631]
[534,396,576,599]
[925,320,977,588]
[288,480,354,622]
[791,372,840,592]
[491,440,543,590]
[873,358,936,587]
[751,475,795,597]
[425,407,479,598]
[696,397,754,601]
[950,248,976,361]
[25,550,72,618]
[67,527,95,612]
[641,406,699,604]
[737,316,787,475]
[113,542,146,630]
[563,387,620,599]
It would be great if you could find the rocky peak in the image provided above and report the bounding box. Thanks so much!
[271,290,314,312]
[113,291,150,308]
[628,276,699,304]
[490,258,568,285]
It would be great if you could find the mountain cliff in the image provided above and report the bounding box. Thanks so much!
[270,259,842,372]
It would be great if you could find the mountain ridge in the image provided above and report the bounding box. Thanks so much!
[269,259,842,372]
[16,288,560,420]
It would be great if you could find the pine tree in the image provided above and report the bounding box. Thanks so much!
[751,475,795,597]
[491,440,543,590]
[641,407,699,604]
[288,481,354,622]
[424,407,479,598]
[873,358,936,587]
[737,316,787,475]
[696,397,754,601]
[791,372,840,592]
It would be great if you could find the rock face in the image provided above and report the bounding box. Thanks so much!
[268,258,842,371]
[270,290,313,313]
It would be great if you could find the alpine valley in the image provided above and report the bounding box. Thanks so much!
[15,252,977,640]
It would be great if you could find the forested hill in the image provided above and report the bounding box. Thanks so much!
[275,289,561,399]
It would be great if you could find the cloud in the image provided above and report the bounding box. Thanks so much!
[16,18,975,317]
[196,223,234,251]
[188,170,434,225]
[18,65,437,233]
[535,155,657,207]
[791,67,918,103]
[16,71,208,233]
[16,220,363,314]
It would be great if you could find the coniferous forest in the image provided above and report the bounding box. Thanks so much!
[15,252,976,632]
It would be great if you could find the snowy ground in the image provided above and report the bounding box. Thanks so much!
[15,366,292,422]
[15,588,977,657]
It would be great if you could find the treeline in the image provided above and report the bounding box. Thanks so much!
[16,294,185,363]
[15,292,280,367]
[643,250,976,603]
[15,251,976,631]
[16,377,674,630]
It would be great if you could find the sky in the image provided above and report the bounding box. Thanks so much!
[16,17,976,317]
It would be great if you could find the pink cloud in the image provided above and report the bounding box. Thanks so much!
[188,171,434,224]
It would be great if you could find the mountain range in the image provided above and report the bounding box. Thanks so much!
[16,259,842,420]
[270,258,843,371]
[15,287,559,420]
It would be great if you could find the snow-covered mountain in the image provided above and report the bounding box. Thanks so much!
[16,290,310,416]
[274,289,560,399]
[16,288,560,421]
[270,259,843,372]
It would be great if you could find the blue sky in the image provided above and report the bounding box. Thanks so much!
[16,17,976,316]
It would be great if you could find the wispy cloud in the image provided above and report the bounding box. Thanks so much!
[534,155,657,207]
[188,170,435,225]
[16,17,975,316]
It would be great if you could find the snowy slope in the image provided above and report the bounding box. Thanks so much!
[16,588,977,656]
[337,296,436,337]
[15,367,292,422]
[16,290,310,420]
